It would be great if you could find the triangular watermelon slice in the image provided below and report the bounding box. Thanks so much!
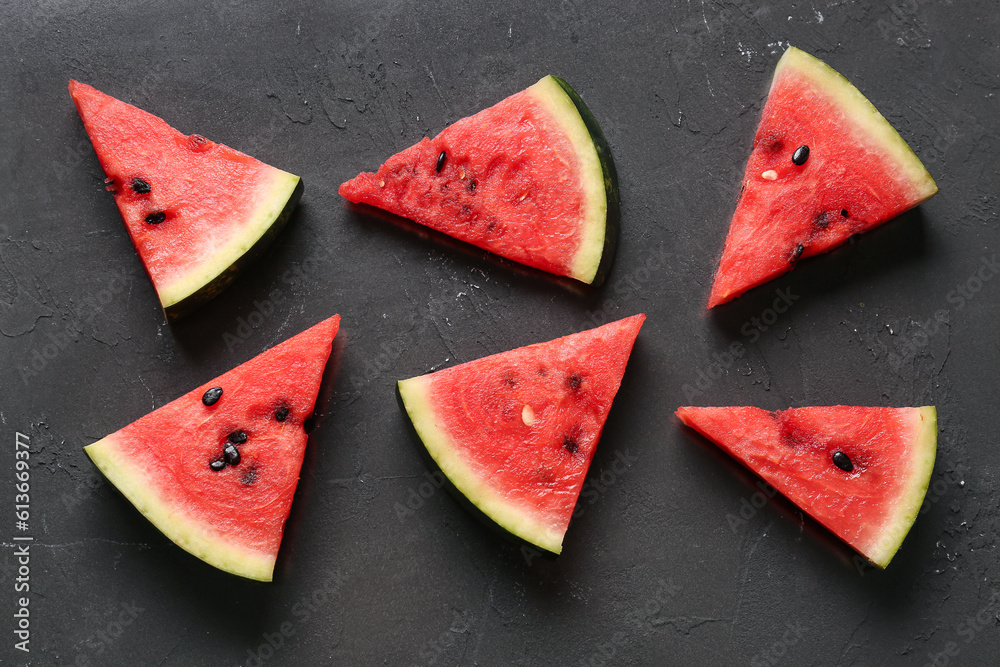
[340,75,618,286]
[85,315,339,581]
[398,314,644,554]
[676,405,937,567]
[69,80,304,321]
[707,47,938,307]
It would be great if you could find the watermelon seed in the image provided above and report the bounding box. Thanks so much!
[468,180,477,192]
[814,211,829,229]
[563,435,579,454]
[202,387,223,406]
[131,178,151,194]
[792,145,810,166]
[275,406,290,422]
[789,244,804,263]
[436,151,447,173]
[522,405,535,426]
[841,209,849,217]
[568,374,582,391]
[761,170,778,181]
[209,458,227,472]
[228,430,248,445]
[832,451,853,472]
[223,442,241,466]
[145,212,166,225]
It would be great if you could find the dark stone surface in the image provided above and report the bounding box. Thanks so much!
[1,1,998,665]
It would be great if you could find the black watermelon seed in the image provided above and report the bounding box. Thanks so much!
[814,211,829,229]
[789,243,805,263]
[223,442,241,466]
[436,151,447,173]
[792,145,810,166]
[568,374,582,391]
[209,458,227,472]
[468,180,477,192]
[145,211,166,225]
[202,387,223,406]
[563,435,579,454]
[275,406,290,422]
[131,178,151,194]
[841,209,849,218]
[832,451,853,472]
[228,430,248,445]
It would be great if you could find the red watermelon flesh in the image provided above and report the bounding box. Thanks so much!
[676,405,937,567]
[708,47,937,308]
[398,314,644,554]
[69,80,303,321]
[340,75,618,285]
[85,315,339,581]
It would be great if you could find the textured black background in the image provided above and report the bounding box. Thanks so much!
[2,1,998,665]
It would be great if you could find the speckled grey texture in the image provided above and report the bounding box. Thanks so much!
[1,1,998,665]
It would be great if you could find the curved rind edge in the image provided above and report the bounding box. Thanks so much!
[397,376,564,554]
[85,435,275,581]
[776,46,938,201]
[162,173,303,322]
[866,405,938,568]
[533,75,620,287]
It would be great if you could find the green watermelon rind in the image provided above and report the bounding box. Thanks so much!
[776,47,938,202]
[397,375,566,555]
[85,434,276,581]
[865,405,937,568]
[160,172,303,322]
[678,405,938,569]
[529,75,620,287]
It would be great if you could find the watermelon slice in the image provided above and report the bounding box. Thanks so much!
[340,75,618,286]
[676,405,937,568]
[85,315,340,581]
[69,80,304,321]
[397,314,644,554]
[707,47,938,307]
